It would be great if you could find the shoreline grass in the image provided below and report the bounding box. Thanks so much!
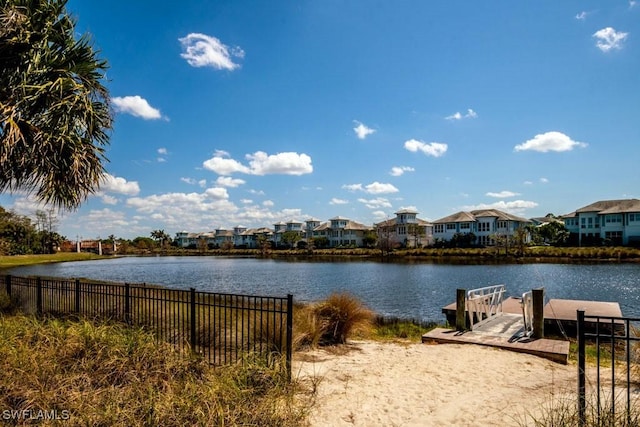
[0,314,311,426]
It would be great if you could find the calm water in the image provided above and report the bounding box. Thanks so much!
[6,256,640,322]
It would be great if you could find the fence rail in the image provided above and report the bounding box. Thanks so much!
[577,310,640,426]
[2,275,293,378]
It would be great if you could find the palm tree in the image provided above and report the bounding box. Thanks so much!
[0,0,112,210]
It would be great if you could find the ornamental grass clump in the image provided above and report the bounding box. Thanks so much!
[0,314,311,426]
[313,292,373,345]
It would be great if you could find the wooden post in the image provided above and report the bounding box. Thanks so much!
[577,310,586,426]
[190,288,197,352]
[456,288,466,331]
[533,287,545,338]
[75,279,81,314]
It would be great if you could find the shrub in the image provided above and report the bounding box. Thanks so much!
[313,292,373,345]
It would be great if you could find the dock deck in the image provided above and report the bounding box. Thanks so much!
[423,297,623,364]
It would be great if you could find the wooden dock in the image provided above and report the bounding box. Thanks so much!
[423,297,623,364]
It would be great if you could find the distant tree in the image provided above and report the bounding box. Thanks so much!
[132,236,155,250]
[256,234,272,256]
[538,221,569,246]
[314,236,329,249]
[196,236,208,253]
[0,0,112,209]
[376,224,395,257]
[281,230,301,249]
[362,231,377,248]
[407,223,426,248]
[221,240,234,252]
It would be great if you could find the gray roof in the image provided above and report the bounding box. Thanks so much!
[574,199,640,215]
[433,209,531,224]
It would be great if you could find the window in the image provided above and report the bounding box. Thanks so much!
[497,220,508,229]
[630,213,640,222]
[446,223,456,230]
[581,218,586,229]
[460,222,470,230]
[605,214,622,224]
[478,222,491,232]
[434,224,444,233]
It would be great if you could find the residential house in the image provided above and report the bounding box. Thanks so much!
[375,209,433,248]
[432,209,532,246]
[315,216,372,247]
[562,199,640,246]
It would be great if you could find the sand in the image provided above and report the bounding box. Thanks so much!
[294,340,580,427]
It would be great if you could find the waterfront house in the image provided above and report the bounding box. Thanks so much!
[562,199,640,246]
[375,209,433,248]
[432,209,532,246]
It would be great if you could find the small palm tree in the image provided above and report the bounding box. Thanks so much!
[0,0,112,210]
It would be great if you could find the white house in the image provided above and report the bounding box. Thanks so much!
[432,209,532,246]
[562,199,640,246]
[375,209,433,248]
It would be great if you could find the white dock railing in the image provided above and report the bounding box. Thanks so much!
[467,284,506,330]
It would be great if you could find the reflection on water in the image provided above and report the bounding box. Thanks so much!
[6,256,640,322]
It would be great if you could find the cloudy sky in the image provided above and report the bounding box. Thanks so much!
[2,1,639,240]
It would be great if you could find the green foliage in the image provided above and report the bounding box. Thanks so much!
[373,316,438,340]
[0,0,112,209]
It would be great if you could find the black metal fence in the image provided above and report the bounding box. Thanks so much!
[577,310,640,426]
[2,275,293,378]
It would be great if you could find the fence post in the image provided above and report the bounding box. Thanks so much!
[456,288,466,331]
[4,275,11,297]
[286,294,293,381]
[75,279,81,314]
[532,287,545,338]
[190,288,197,353]
[36,277,43,315]
[577,309,586,427]
[124,283,131,324]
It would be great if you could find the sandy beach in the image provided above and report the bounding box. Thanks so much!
[294,340,580,427]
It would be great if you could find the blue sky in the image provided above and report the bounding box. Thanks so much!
[2,0,639,240]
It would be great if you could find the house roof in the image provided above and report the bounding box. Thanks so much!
[395,208,418,215]
[573,199,640,215]
[433,209,531,224]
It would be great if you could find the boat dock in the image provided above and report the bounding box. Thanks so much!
[422,296,623,364]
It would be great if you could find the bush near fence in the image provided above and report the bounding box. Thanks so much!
[1,275,293,378]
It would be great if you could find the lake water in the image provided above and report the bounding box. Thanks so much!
[5,256,640,322]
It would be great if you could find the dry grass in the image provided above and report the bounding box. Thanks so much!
[0,314,312,426]
[293,292,373,347]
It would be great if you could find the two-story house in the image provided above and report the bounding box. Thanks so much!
[562,199,640,246]
[374,209,433,248]
[432,209,531,246]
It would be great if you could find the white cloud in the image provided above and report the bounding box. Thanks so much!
[246,151,313,175]
[205,187,229,199]
[575,11,589,20]
[179,33,244,70]
[540,177,549,184]
[100,174,140,196]
[523,181,533,186]
[462,200,539,216]
[514,131,587,153]
[343,182,398,194]
[215,176,246,188]
[445,109,477,121]
[202,151,312,176]
[630,1,637,9]
[158,148,168,155]
[593,27,629,52]
[112,96,164,120]
[342,184,363,192]
[364,182,399,194]
[404,139,448,157]
[353,121,376,139]
[358,197,392,209]
[390,166,415,177]
[371,211,390,221]
[203,156,251,175]
[101,195,118,205]
[240,199,253,204]
[330,198,349,205]
[263,200,274,207]
[157,157,166,163]
[486,190,521,198]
